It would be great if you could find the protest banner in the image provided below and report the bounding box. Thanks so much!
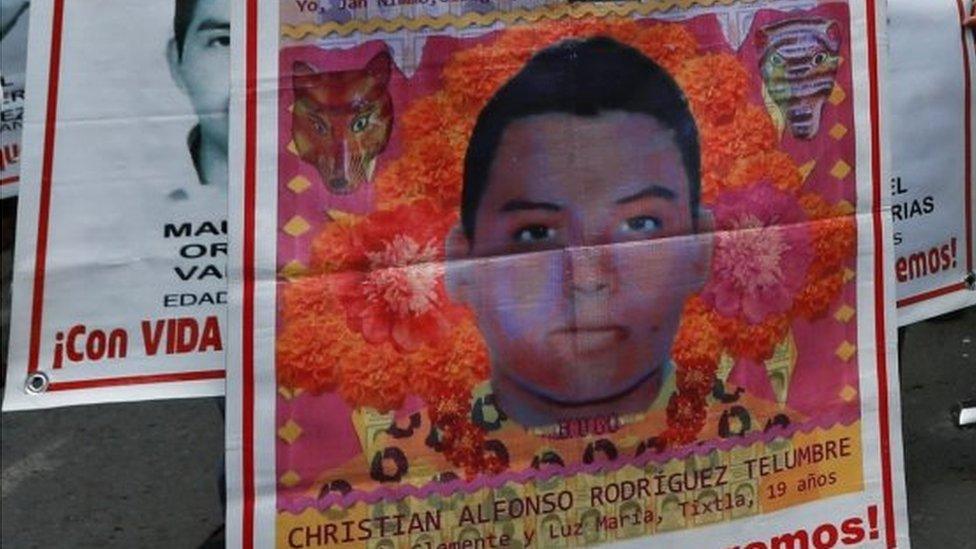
[3,0,229,410]
[887,0,976,325]
[0,0,29,198]
[226,0,909,547]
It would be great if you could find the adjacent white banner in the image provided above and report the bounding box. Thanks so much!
[888,0,976,325]
[3,0,229,410]
[1,0,29,198]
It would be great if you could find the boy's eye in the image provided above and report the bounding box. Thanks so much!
[207,35,230,48]
[620,215,661,235]
[513,225,556,243]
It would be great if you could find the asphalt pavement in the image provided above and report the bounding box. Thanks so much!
[1,308,974,548]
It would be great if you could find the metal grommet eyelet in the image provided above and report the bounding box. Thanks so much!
[25,372,50,394]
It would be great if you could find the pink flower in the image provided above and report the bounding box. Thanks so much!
[702,183,812,324]
[329,201,460,352]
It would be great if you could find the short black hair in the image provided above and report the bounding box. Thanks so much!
[173,0,200,59]
[461,36,701,240]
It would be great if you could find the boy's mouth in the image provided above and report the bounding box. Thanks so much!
[548,326,627,358]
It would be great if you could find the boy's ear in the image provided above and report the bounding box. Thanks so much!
[692,208,714,289]
[444,224,473,304]
[166,38,186,93]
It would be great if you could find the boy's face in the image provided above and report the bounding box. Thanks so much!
[451,111,708,409]
[168,0,230,152]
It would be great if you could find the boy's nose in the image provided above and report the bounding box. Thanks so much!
[564,244,616,296]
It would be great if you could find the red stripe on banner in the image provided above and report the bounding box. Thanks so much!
[0,176,19,185]
[897,281,969,307]
[865,0,897,546]
[958,0,974,271]
[47,370,225,391]
[242,0,259,547]
[27,0,65,374]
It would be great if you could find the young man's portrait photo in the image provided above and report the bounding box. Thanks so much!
[167,0,229,192]
[446,37,712,428]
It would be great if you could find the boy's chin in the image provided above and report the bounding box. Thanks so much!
[493,367,661,426]
[545,383,644,406]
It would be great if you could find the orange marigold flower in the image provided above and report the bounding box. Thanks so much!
[276,315,353,394]
[376,136,465,211]
[428,390,471,426]
[409,314,491,401]
[676,361,718,398]
[442,45,528,107]
[799,193,857,277]
[438,416,488,476]
[728,106,778,156]
[676,54,749,126]
[278,275,337,325]
[601,19,643,45]
[400,92,466,141]
[337,342,409,412]
[700,171,724,205]
[809,214,857,276]
[629,23,699,75]
[682,294,711,316]
[672,306,723,373]
[666,391,707,443]
[373,161,411,210]
[714,313,790,362]
[699,106,779,199]
[793,270,846,319]
[308,212,366,273]
[725,150,803,195]
[493,25,548,52]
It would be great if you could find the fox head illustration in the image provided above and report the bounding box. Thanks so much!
[757,18,842,140]
[291,51,393,194]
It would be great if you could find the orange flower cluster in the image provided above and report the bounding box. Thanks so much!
[337,344,411,412]
[664,392,708,445]
[308,212,364,275]
[276,287,407,410]
[714,312,792,363]
[278,207,487,412]
[676,54,749,126]
[408,314,491,401]
[794,193,857,318]
[725,150,803,195]
[699,106,778,202]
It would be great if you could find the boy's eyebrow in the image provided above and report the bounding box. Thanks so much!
[615,185,676,205]
[500,199,562,212]
[193,19,231,33]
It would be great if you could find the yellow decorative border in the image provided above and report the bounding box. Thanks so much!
[281,0,760,39]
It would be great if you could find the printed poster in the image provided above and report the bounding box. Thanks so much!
[887,0,976,325]
[3,0,230,409]
[0,0,29,198]
[227,1,909,547]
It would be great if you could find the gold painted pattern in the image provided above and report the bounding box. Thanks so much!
[281,0,761,39]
